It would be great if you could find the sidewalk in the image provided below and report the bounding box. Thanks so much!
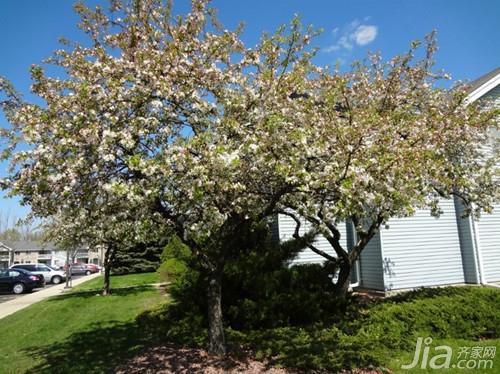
[0,273,101,320]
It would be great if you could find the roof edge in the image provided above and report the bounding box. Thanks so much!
[466,67,500,103]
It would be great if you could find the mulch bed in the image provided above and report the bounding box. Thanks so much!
[115,344,387,373]
[115,345,288,373]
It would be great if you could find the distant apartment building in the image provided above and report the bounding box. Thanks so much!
[0,242,14,269]
[0,241,102,269]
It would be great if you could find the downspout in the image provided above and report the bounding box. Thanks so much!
[469,214,487,285]
[350,261,361,288]
[349,221,360,288]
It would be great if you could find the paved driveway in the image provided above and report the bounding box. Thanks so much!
[0,273,101,320]
[0,280,66,304]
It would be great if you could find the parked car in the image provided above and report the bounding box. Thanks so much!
[67,263,93,276]
[84,263,100,273]
[17,268,46,288]
[10,263,66,284]
[0,268,42,294]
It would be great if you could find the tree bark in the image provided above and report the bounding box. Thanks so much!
[207,271,226,356]
[64,250,72,289]
[102,262,111,296]
[334,259,352,298]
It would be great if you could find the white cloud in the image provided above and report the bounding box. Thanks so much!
[352,25,378,46]
[324,20,378,53]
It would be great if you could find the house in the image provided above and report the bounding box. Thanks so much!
[0,241,14,269]
[1,241,103,268]
[275,67,500,292]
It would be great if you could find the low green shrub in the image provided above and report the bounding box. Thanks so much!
[227,325,382,372]
[359,286,500,346]
[156,226,345,331]
[138,285,500,372]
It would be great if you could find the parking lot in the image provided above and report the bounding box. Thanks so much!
[0,275,85,304]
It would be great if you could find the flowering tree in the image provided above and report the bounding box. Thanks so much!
[0,0,318,355]
[2,0,497,357]
[275,34,499,295]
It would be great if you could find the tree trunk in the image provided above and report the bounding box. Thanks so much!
[102,263,111,296]
[64,250,72,289]
[207,271,226,356]
[102,245,113,296]
[334,260,352,298]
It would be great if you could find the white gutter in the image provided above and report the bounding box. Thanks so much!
[465,73,500,104]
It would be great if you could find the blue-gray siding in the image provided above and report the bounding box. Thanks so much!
[380,199,465,290]
[478,204,500,282]
[359,231,384,290]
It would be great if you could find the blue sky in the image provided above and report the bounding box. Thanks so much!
[0,0,499,224]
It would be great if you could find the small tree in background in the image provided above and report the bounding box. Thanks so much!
[43,197,158,295]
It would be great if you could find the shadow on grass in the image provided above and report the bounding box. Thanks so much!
[25,320,151,374]
[47,285,156,301]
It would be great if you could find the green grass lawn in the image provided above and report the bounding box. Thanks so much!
[75,271,161,291]
[0,272,166,374]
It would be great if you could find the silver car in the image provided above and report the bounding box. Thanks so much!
[10,263,66,284]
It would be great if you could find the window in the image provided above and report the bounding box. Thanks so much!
[8,270,21,277]
[37,266,50,272]
[14,265,35,271]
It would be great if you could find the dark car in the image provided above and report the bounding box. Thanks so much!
[10,268,45,289]
[0,268,43,294]
[16,268,46,288]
